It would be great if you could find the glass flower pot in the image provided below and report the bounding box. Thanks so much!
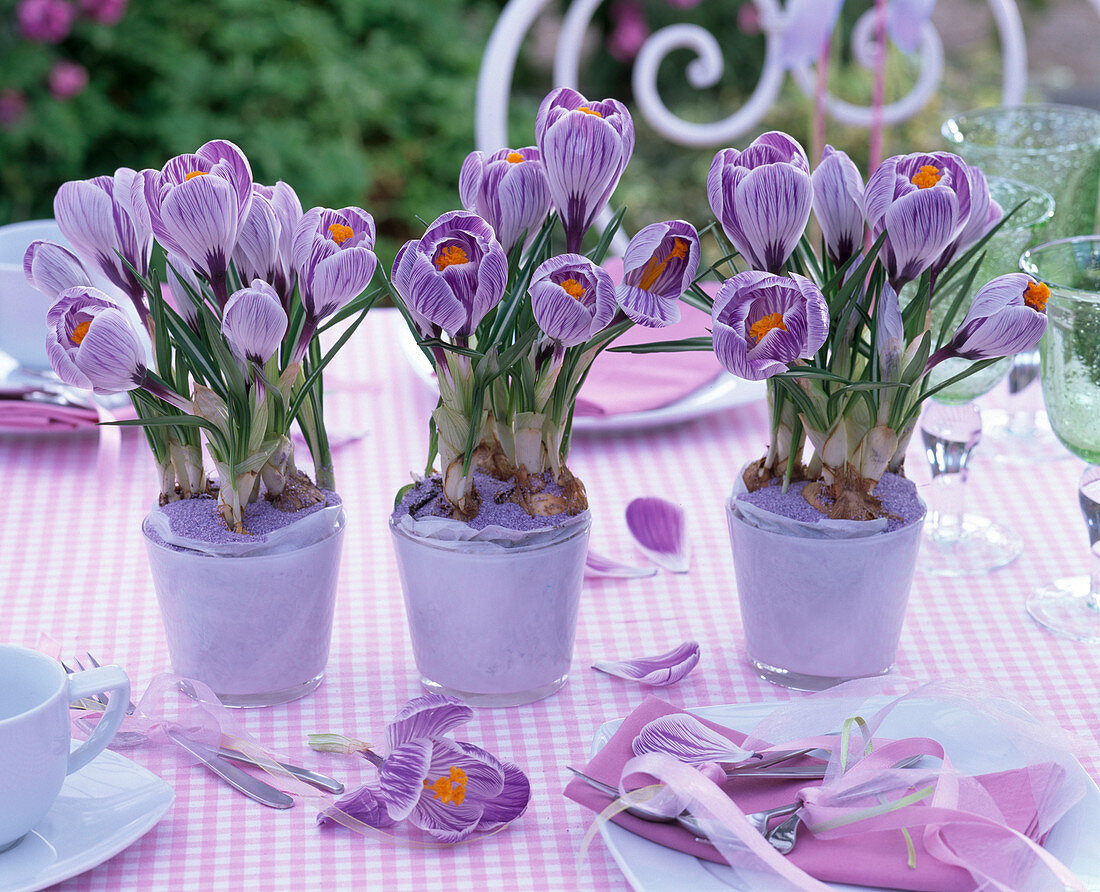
[143,508,346,708]
[727,500,925,691]
[390,512,591,707]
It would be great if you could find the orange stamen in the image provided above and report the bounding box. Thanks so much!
[1023,281,1050,312]
[637,238,689,291]
[506,152,525,164]
[577,106,603,117]
[184,171,208,181]
[560,278,586,300]
[70,320,91,345]
[434,245,469,271]
[422,766,468,806]
[910,165,942,189]
[328,223,354,246]
[749,312,787,344]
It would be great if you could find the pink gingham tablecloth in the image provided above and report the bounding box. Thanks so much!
[1,308,1097,891]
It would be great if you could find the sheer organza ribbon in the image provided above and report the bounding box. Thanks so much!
[584,678,1089,891]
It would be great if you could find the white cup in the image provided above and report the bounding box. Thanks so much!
[0,645,130,852]
[0,219,73,369]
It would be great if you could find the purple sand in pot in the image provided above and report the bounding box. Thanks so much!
[144,490,341,550]
[737,472,923,532]
[393,468,577,532]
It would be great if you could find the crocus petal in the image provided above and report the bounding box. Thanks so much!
[632,711,754,763]
[528,253,615,345]
[592,641,701,686]
[475,759,531,829]
[625,496,689,573]
[428,738,504,801]
[74,306,147,394]
[811,146,865,266]
[585,549,658,579]
[317,784,397,829]
[23,239,92,299]
[882,186,959,284]
[408,793,484,843]
[733,164,813,273]
[158,174,238,280]
[222,280,288,364]
[949,273,1048,359]
[377,739,433,821]
[233,193,279,285]
[392,244,467,338]
[384,693,473,751]
[309,246,378,318]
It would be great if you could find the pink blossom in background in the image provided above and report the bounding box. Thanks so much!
[16,0,76,43]
[737,2,760,35]
[607,1,649,62]
[78,0,127,25]
[666,0,703,7]
[0,90,28,130]
[48,60,89,100]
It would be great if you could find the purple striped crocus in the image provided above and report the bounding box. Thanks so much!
[864,151,971,290]
[811,146,865,266]
[317,694,530,842]
[292,205,377,317]
[928,273,1049,369]
[241,180,303,309]
[46,286,149,395]
[459,147,551,255]
[708,132,813,274]
[23,239,92,300]
[528,254,615,347]
[535,87,635,253]
[615,220,700,327]
[934,164,1001,275]
[53,167,153,321]
[391,210,508,340]
[221,280,288,366]
[710,271,829,380]
[165,255,204,327]
[139,139,254,306]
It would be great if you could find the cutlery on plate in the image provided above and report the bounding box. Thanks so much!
[217,748,344,794]
[763,754,925,854]
[567,767,800,845]
[166,729,295,809]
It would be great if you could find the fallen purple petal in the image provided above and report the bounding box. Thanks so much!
[632,712,753,763]
[625,496,689,572]
[591,641,700,686]
[585,550,658,579]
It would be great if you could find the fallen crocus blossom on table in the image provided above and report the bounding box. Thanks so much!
[592,641,700,686]
[584,549,658,579]
[632,712,754,763]
[625,496,689,573]
[313,694,531,843]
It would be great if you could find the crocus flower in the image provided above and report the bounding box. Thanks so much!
[139,140,253,304]
[23,239,93,300]
[934,164,1001,275]
[616,220,700,327]
[710,270,829,380]
[459,147,551,256]
[528,254,615,347]
[391,210,508,340]
[54,167,153,320]
[292,205,377,323]
[708,132,813,274]
[876,283,906,381]
[222,280,288,366]
[863,151,972,290]
[317,694,530,842]
[535,87,635,253]
[16,0,75,43]
[165,255,204,327]
[812,146,865,266]
[928,273,1049,368]
[251,181,303,307]
[48,61,89,101]
[46,287,147,394]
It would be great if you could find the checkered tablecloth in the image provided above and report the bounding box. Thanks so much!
[2,308,1097,891]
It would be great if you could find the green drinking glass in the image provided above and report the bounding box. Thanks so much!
[942,104,1100,241]
[1020,236,1100,642]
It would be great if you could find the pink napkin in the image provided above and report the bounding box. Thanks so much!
[0,390,100,433]
[575,259,722,417]
[564,696,1060,892]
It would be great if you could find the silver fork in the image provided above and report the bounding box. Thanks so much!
[80,653,137,714]
[567,767,801,845]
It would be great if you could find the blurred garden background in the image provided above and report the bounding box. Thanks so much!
[2,0,1099,258]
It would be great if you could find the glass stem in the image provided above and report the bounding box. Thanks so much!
[930,469,968,542]
[1088,546,1100,610]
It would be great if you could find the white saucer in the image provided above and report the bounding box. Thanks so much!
[0,747,174,892]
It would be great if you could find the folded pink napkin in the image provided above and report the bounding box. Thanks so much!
[564,696,1060,892]
[0,391,99,433]
[575,259,722,417]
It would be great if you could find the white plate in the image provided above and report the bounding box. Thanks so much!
[400,333,764,434]
[590,700,1100,892]
[0,747,174,892]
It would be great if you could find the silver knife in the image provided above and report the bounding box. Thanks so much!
[166,730,295,808]
[217,748,344,794]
